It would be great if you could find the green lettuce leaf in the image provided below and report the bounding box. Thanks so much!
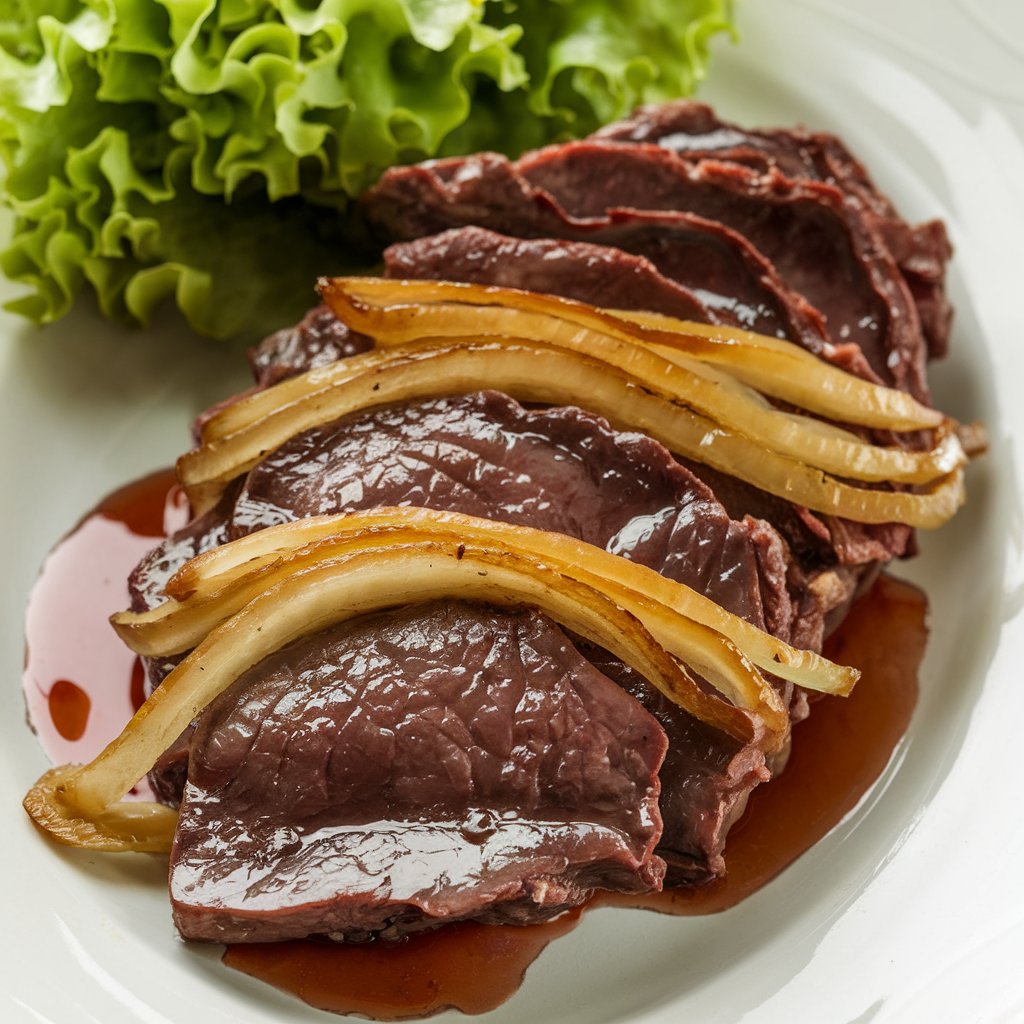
[0,0,735,340]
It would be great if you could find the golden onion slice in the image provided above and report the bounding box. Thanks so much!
[616,310,939,429]
[179,338,965,527]
[322,277,945,432]
[23,765,178,852]
[319,283,964,486]
[113,536,782,728]
[27,544,772,853]
[118,507,858,698]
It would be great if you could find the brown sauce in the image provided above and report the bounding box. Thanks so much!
[597,573,925,915]
[24,472,926,1018]
[223,575,925,1016]
[46,678,92,741]
[224,909,585,1020]
[22,469,187,777]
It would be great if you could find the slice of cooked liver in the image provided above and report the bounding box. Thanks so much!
[592,100,953,358]
[228,391,799,644]
[170,602,667,942]
[138,391,792,889]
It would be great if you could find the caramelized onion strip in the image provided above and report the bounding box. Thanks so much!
[27,545,770,853]
[120,508,859,698]
[179,339,965,527]
[321,277,945,432]
[114,536,784,724]
[318,287,963,486]
[23,765,177,852]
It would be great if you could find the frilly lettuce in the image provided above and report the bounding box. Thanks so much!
[0,0,735,339]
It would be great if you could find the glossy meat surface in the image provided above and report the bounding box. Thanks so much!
[363,140,929,399]
[171,603,667,942]
[229,390,798,641]
[141,103,950,941]
[384,220,864,374]
[593,101,953,358]
[136,392,796,893]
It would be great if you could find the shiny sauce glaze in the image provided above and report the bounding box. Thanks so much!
[22,470,187,780]
[23,473,926,1018]
[597,572,925,916]
[224,909,586,1020]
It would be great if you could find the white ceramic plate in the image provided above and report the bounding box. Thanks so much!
[2,0,1023,1020]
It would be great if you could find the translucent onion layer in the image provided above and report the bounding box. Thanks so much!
[27,543,775,853]
[321,277,946,432]
[116,507,858,699]
[179,338,965,527]
[319,279,966,485]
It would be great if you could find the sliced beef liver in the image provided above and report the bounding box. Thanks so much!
[363,159,857,373]
[578,644,769,883]
[383,221,874,377]
[171,602,669,942]
[516,141,929,401]
[228,391,801,645]
[593,101,953,358]
[249,303,373,389]
[384,226,712,325]
[379,228,907,571]
[363,142,929,399]
[226,391,803,888]
[138,390,799,891]
[145,107,942,937]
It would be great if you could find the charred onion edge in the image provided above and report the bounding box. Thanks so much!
[316,280,964,486]
[26,544,775,853]
[115,508,858,698]
[178,338,965,527]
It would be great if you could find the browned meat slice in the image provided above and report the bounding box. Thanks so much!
[134,391,799,883]
[361,158,851,371]
[227,391,800,644]
[593,101,953,357]
[384,226,711,324]
[248,303,373,389]
[516,141,929,401]
[379,229,911,574]
[228,391,803,883]
[126,104,948,948]
[362,142,929,399]
[576,643,770,884]
[170,602,669,942]
[384,221,874,391]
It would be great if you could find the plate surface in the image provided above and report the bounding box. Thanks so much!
[2,0,1023,1020]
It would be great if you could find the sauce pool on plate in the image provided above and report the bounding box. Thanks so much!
[21,472,927,1018]
[22,470,186,778]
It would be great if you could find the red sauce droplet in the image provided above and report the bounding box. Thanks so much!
[47,678,91,741]
[130,656,148,713]
[23,469,183,776]
[224,909,584,1020]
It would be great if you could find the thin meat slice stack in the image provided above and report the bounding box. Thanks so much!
[130,103,950,942]
[136,389,794,934]
[360,104,948,575]
[592,101,953,358]
[377,226,913,581]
